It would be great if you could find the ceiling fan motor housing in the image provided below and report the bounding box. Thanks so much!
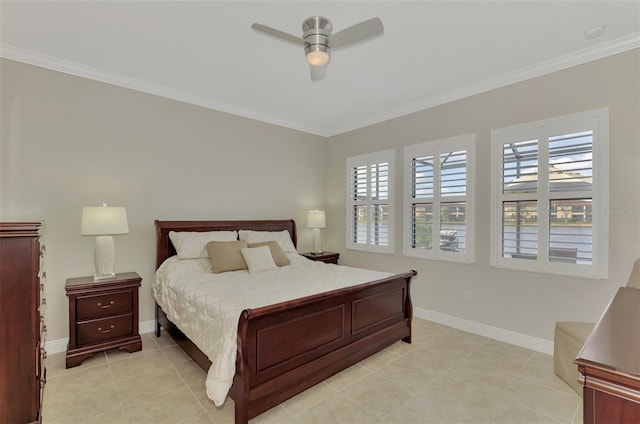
[303,16,332,65]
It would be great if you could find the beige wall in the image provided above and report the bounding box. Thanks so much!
[1,59,327,342]
[325,49,640,341]
[2,49,639,348]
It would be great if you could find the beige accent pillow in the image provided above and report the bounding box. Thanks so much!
[206,240,248,274]
[248,241,290,267]
[238,230,297,253]
[241,246,277,274]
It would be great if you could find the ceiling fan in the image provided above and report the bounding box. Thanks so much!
[251,16,384,81]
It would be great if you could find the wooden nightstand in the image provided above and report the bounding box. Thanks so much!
[65,272,142,368]
[301,252,340,265]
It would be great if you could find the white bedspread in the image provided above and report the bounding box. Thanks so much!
[152,254,392,406]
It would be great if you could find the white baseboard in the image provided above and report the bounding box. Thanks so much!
[139,319,156,334]
[45,319,157,355]
[44,338,69,355]
[414,306,554,355]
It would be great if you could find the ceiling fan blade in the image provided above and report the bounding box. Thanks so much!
[251,23,305,45]
[330,17,383,48]
[310,65,326,81]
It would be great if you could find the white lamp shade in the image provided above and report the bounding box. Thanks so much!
[81,205,129,235]
[307,210,326,229]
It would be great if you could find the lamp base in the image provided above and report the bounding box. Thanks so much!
[312,228,323,255]
[94,235,116,279]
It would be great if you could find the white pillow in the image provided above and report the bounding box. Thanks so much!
[241,246,277,273]
[238,230,296,253]
[169,230,238,259]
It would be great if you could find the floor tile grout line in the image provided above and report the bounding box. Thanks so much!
[158,343,215,422]
[104,351,128,420]
[503,373,582,424]
[106,343,201,418]
[324,366,374,393]
[570,400,581,424]
[278,379,346,418]
[284,347,416,418]
[150,332,215,420]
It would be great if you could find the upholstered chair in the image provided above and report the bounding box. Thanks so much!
[554,258,640,394]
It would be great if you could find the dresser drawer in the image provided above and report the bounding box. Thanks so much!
[77,314,133,345]
[76,290,132,320]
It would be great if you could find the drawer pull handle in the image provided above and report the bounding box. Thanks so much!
[98,325,115,333]
[97,300,115,309]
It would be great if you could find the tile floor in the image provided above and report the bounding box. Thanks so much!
[42,318,583,424]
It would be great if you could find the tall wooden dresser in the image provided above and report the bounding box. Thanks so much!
[0,222,46,423]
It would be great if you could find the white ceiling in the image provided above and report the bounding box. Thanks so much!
[2,1,639,137]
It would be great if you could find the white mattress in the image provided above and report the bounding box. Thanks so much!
[152,253,392,406]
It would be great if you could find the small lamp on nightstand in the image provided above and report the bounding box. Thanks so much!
[81,203,129,281]
[307,209,326,254]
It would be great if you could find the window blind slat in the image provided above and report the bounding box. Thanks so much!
[502,139,539,194]
[413,155,434,198]
[548,131,593,193]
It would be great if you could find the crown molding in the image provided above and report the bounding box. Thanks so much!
[0,43,329,137]
[325,32,640,137]
[3,32,639,138]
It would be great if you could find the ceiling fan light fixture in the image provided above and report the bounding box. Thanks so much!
[306,45,330,66]
[252,15,383,80]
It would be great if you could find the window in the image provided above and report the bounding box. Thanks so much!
[346,150,394,253]
[491,108,609,278]
[404,134,475,263]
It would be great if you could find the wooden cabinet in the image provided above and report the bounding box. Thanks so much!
[575,286,640,424]
[300,251,340,264]
[65,272,142,368]
[0,222,45,423]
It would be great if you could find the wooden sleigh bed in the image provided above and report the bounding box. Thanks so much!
[154,219,416,424]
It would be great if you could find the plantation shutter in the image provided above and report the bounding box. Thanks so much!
[346,150,394,253]
[404,134,475,263]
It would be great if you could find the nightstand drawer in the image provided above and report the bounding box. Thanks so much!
[66,272,142,368]
[77,314,133,345]
[76,290,132,320]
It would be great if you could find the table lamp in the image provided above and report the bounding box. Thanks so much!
[81,203,129,280]
[307,210,326,254]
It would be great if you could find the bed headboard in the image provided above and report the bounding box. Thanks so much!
[154,219,297,269]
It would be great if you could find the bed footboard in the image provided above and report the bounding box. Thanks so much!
[233,270,416,424]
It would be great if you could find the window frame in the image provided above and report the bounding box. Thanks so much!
[490,108,609,279]
[403,133,476,263]
[346,149,395,254]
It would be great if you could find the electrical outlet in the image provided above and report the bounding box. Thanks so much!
[465,290,472,301]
